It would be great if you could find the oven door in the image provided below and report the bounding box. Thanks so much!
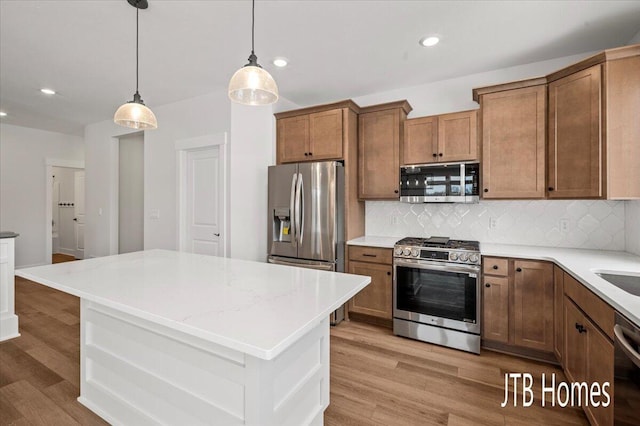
[393,258,480,334]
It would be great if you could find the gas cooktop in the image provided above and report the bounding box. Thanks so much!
[394,236,480,264]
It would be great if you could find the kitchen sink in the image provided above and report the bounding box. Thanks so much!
[596,272,640,297]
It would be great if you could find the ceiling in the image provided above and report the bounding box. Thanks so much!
[1,1,639,136]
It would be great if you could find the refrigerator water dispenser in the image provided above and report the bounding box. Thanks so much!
[273,207,292,242]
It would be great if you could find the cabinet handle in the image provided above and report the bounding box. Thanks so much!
[438,153,443,157]
[548,187,554,191]
[516,267,522,272]
[387,271,391,276]
[214,233,220,237]
[484,188,489,193]
[304,153,308,156]
[432,153,437,157]
[394,190,399,194]
[492,265,498,270]
[575,323,587,334]
[362,254,377,258]
[485,283,491,287]
[309,152,313,156]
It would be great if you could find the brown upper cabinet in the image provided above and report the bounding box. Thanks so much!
[358,100,412,199]
[474,80,546,199]
[547,45,640,199]
[275,100,360,164]
[402,110,478,165]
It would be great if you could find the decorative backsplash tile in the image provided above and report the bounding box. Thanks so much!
[366,200,625,251]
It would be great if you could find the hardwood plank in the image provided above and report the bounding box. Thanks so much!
[0,380,80,426]
[42,381,108,426]
[0,341,63,389]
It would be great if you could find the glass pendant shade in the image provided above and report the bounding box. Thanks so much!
[228,64,279,105]
[114,97,157,130]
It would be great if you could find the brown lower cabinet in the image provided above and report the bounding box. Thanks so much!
[482,257,554,355]
[346,246,393,326]
[562,271,614,426]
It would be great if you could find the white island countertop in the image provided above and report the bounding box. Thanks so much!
[482,243,640,327]
[16,249,371,360]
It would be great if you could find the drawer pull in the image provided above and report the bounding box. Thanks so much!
[485,283,491,287]
[362,254,377,258]
[575,323,587,334]
[516,267,522,272]
[387,271,391,276]
[492,265,498,270]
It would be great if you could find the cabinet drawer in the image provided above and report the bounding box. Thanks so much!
[483,257,509,276]
[564,274,614,340]
[348,246,392,265]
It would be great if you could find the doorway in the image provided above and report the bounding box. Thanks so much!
[47,163,85,262]
[118,132,144,254]
[176,133,228,257]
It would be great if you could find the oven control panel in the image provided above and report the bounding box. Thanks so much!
[394,246,480,265]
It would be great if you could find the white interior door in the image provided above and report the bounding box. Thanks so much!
[184,147,222,256]
[74,171,85,259]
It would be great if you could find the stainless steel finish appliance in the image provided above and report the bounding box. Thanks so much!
[614,313,640,425]
[400,162,480,203]
[393,236,481,354]
[267,161,345,323]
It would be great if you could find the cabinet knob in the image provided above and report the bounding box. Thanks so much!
[548,187,554,191]
[575,323,587,334]
[432,153,437,157]
[304,153,308,156]
[438,153,443,157]
[485,283,491,287]
[516,267,522,272]
[387,271,391,276]
[394,190,399,194]
[484,188,489,193]
[309,152,313,156]
[492,265,498,270]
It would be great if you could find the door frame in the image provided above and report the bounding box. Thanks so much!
[45,159,85,264]
[175,132,229,257]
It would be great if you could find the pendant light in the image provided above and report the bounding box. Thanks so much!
[114,0,157,129]
[228,0,278,105]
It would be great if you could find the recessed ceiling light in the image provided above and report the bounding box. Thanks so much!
[273,58,288,68]
[40,88,56,95]
[419,36,440,47]
[0,111,7,117]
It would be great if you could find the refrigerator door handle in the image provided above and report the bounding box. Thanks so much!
[296,173,304,245]
[289,173,297,241]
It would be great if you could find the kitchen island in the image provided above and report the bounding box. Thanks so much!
[16,249,370,426]
[0,231,20,342]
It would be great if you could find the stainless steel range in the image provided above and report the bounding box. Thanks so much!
[393,236,481,354]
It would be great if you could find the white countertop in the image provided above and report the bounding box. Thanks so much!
[482,244,640,326]
[347,236,401,249]
[348,236,639,326]
[16,250,371,360]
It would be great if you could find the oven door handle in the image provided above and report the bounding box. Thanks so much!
[614,324,640,369]
[394,258,479,276]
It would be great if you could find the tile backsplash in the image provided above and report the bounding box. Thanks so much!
[625,200,640,256]
[366,200,625,250]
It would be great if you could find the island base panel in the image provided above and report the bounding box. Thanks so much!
[0,237,19,342]
[78,300,329,426]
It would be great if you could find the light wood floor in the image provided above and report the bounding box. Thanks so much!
[1,277,589,426]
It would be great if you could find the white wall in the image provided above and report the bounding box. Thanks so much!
[118,132,144,254]
[229,103,275,262]
[625,201,640,256]
[84,90,230,258]
[0,124,84,267]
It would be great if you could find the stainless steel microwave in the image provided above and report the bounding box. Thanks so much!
[399,162,480,203]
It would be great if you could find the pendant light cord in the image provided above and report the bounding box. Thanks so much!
[136,5,139,95]
[251,0,255,55]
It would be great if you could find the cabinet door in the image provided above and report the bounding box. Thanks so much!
[437,110,478,162]
[563,299,587,383]
[359,109,400,199]
[553,266,564,363]
[277,115,309,164]
[309,109,343,161]
[348,261,393,319]
[512,260,554,352]
[548,65,602,198]
[403,116,437,165]
[584,318,614,426]
[481,85,546,199]
[482,276,509,344]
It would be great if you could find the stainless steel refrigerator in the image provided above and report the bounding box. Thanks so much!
[267,161,345,322]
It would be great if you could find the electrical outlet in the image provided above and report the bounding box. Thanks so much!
[489,217,497,229]
[559,218,570,233]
